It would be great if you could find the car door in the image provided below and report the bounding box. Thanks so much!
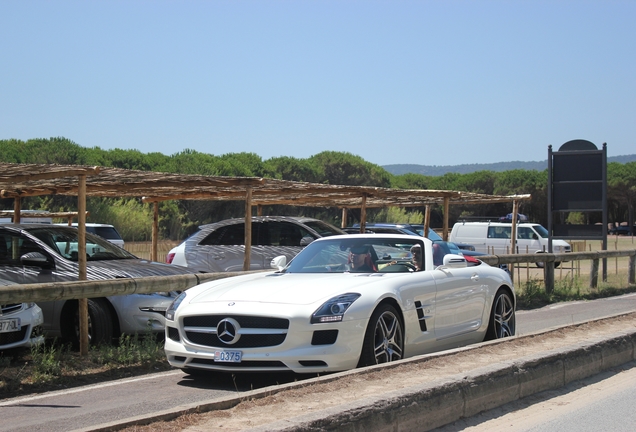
[486,225,512,254]
[432,261,488,341]
[517,226,542,253]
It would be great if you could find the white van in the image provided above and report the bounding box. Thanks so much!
[450,221,571,263]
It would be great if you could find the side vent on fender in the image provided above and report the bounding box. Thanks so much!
[414,301,427,332]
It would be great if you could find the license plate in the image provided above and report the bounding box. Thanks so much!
[0,318,20,333]
[214,350,242,363]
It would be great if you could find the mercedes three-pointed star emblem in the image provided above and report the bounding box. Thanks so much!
[216,318,241,345]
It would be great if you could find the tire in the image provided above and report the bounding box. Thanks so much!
[357,304,404,368]
[484,289,516,341]
[63,298,114,347]
[536,260,561,268]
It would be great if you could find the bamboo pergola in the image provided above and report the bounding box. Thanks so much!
[0,162,531,254]
[0,162,531,354]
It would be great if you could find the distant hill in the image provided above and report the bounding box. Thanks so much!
[383,154,636,176]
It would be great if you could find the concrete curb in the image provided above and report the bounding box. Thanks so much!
[76,312,636,432]
[245,330,636,431]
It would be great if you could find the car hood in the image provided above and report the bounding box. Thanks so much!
[188,272,388,306]
[84,259,193,279]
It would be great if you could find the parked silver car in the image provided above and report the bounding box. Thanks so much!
[166,216,345,272]
[0,224,193,346]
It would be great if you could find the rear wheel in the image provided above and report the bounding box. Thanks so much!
[357,304,404,368]
[484,289,516,341]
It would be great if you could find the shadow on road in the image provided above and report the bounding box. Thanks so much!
[176,370,323,391]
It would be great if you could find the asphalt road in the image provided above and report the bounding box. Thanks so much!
[1,293,636,432]
[435,360,636,432]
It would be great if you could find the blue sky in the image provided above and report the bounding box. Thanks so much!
[2,1,634,167]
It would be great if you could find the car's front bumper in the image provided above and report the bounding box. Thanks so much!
[0,303,45,350]
[164,317,366,374]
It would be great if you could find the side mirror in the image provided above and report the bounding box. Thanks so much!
[300,236,314,247]
[20,252,52,268]
[270,255,287,271]
[442,254,467,269]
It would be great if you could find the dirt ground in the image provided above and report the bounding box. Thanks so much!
[120,312,636,432]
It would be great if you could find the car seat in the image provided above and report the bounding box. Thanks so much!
[432,243,444,267]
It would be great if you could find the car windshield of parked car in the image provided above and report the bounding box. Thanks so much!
[282,238,424,273]
[26,227,136,261]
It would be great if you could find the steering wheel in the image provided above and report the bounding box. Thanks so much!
[402,262,418,271]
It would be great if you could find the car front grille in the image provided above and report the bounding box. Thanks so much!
[0,327,28,345]
[188,357,287,368]
[167,326,180,342]
[1,303,23,314]
[183,315,289,349]
[311,329,338,345]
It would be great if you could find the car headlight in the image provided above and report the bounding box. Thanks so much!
[311,293,361,324]
[165,292,187,321]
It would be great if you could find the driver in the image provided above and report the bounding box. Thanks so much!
[410,244,423,271]
[350,245,375,272]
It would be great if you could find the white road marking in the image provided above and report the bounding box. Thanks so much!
[0,370,184,406]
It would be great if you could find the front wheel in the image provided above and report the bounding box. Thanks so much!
[357,304,404,368]
[484,289,516,341]
[62,298,114,347]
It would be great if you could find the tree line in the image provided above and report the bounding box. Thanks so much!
[0,137,634,241]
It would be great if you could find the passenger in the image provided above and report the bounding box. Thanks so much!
[350,245,375,272]
[410,244,423,271]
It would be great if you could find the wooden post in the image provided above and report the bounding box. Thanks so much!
[629,254,635,284]
[341,208,347,229]
[423,205,431,238]
[544,262,555,294]
[257,204,263,216]
[360,195,367,233]
[78,175,89,356]
[509,199,519,283]
[442,197,450,241]
[13,197,20,223]
[590,258,599,288]
[151,201,159,262]
[243,187,252,271]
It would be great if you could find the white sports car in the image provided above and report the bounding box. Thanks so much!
[164,234,516,374]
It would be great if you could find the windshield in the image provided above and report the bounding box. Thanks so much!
[27,227,137,261]
[533,225,549,238]
[302,220,344,237]
[283,237,424,273]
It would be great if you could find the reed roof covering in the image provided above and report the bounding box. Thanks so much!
[0,162,530,208]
